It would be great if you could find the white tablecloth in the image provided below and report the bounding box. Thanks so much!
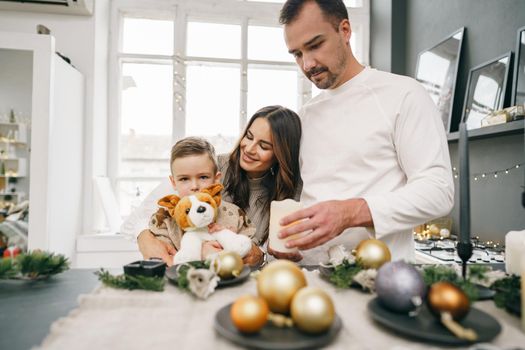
[38,270,525,350]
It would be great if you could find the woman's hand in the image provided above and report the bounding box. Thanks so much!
[137,230,177,266]
[242,243,264,266]
[202,240,223,259]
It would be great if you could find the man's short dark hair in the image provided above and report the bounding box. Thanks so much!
[279,0,349,31]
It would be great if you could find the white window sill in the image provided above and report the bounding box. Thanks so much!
[76,233,138,252]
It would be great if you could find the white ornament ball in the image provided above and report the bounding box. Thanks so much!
[439,228,450,238]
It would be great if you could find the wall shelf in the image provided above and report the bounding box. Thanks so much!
[447,120,524,142]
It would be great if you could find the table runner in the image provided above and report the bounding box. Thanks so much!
[38,270,525,350]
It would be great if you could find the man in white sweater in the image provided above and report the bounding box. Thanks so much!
[275,0,454,264]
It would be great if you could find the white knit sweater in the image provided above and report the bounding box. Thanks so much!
[298,67,454,264]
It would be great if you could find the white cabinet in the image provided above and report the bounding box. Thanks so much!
[0,32,84,260]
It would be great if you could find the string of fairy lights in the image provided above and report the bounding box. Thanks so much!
[452,162,524,181]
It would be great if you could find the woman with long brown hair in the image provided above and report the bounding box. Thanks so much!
[220,105,302,246]
[136,105,302,265]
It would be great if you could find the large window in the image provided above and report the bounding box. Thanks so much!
[110,0,370,218]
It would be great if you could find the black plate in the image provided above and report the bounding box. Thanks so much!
[475,283,496,300]
[165,263,251,288]
[216,266,251,287]
[214,303,342,350]
[368,298,501,345]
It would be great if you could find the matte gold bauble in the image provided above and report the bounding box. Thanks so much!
[427,281,470,320]
[353,239,391,269]
[230,295,269,333]
[215,251,244,279]
[290,287,335,334]
[257,260,307,314]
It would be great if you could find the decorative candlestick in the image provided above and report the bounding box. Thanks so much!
[269,199,303,253]
[457,122,473,280]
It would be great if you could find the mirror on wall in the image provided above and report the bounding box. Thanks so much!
[462,52,513,131]
[511,26,525,106]
[415,28,464,133]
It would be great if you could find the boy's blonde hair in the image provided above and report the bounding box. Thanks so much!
[170,137,218,174]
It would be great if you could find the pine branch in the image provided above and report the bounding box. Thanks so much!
[491,275,521,316]
[96,269,165,292]
[16,251,69,279]
[173,261,209,290]
[0,258,17,279]
[329,259,364,288]
[421,265,479,301]
[467,265,490,282]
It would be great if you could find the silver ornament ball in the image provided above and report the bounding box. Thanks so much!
[375,261,426,313]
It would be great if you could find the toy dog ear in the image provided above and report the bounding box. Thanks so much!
[201,183,223,207]
[158,194,181,217]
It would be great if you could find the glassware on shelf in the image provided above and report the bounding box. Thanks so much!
[9,109,16,123]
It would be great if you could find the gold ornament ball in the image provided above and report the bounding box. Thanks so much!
[291,287,335,334]
[215,251,244,279]
[429,224,440,235]
[353,239,391,269]
[427,281,470,320]
[257,260,307,314]
[230,295,269,333]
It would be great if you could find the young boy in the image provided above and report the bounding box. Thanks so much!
[147,137,256,261]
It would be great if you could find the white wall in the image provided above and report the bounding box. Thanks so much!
[0,0,110,235]
[0,49,33,119]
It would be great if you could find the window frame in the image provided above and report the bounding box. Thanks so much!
[108,0,370,218]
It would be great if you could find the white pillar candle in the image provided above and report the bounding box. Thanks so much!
[269,199,303,253]
[504,230,525,275]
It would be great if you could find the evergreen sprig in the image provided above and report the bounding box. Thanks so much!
[421,265,479,301]
[0,257,16,279]
[16,251,69,279]
[96,269,165,292]
[328,259,364,288]
[172,261,209,290]
[491,275,521,316]
[467,265,490,283]
[0,251,69,280]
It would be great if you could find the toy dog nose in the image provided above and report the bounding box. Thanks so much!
[197,206,206,213]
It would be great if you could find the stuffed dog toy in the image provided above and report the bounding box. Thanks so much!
[157,184,252,265]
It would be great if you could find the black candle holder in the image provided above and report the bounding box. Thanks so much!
[457,241,473,280]
[124,259,166,278]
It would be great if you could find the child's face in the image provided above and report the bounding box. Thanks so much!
[169,154,221,196]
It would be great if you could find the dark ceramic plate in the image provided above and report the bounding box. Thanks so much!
[214,303,342,350]
[216,266,251,287]
[368,298,501,345]
[474,284,496,300]
[165,263,251,288]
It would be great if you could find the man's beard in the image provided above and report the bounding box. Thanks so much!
[306,43,348,90]
[307,67,337,89]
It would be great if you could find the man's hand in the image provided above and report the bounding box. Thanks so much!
[202,240,223,259]
[137,230,177,266]
[279,198,373,250]
[267,245,303,262]
[242,243,264,266]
